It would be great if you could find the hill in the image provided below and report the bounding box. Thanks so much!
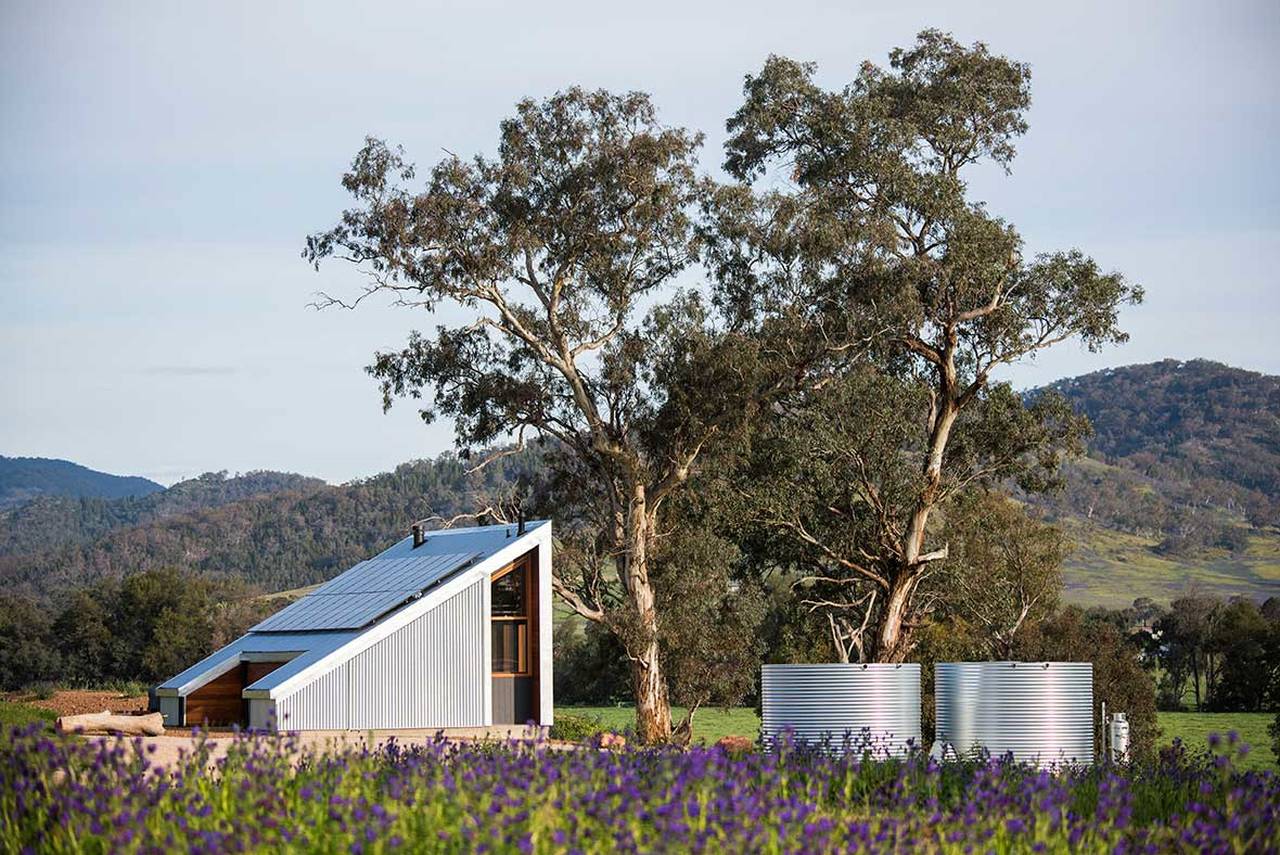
[0,361,1274,609]
[0,456,162,509]
[0,452,539,602]
[0,470,327,559]
[1033,360,1280,606]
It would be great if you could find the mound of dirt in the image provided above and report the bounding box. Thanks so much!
[8,690,149,717]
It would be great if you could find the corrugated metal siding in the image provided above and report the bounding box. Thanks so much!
[936,662,1093,765]
[761,664,921,756]
[275,578,487,730]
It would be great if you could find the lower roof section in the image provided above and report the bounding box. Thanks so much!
[154,629,357,697]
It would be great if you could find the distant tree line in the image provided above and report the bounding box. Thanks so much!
[0,568,280,691]
[1122,592,1280,713]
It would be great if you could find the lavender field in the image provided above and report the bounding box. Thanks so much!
[2,726,1278,854]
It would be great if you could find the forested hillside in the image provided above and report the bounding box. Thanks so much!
[0,470,326,558]
[0,361,1274,610]
[0,453,538,602]
[1031,360,1279,604]
[0,456,162,508]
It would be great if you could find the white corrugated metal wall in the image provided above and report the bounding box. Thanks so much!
[275,578,487,730]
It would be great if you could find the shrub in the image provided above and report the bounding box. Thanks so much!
[548,712,609,742]
[25,681,56,701]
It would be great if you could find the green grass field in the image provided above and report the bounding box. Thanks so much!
[558,705,762,745]
[557,706,1278,769]
[0,701,55,731]
[1158,711,1275,771]
[1060,518,1280,608]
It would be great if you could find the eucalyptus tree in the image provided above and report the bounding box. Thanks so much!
[709,31,1143,662]
[305,90,785,743]
[935,493,1067,659]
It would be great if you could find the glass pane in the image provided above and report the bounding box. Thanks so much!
[492,620,528,674]
[491,566,527,617]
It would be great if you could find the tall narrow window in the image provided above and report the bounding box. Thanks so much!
[491,559,530,675]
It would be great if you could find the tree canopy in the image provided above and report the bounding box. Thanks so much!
[307,88,796,743]
[710,31,1142,661]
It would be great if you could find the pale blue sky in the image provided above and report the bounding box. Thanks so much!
[2,0,1277,484]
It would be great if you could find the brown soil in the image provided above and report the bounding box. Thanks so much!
[7,690,149,717]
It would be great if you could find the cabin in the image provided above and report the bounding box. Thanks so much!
[155,520,552,731]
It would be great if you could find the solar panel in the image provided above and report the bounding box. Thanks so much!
[252,551,481,632]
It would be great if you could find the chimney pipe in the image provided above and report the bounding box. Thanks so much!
[517,508,525,536]
[411,523,425,549]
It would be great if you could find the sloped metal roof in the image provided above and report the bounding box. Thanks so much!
[251,551,482,632]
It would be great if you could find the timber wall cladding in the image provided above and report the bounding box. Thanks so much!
[185,668,245,725]
[186,661,287,725]
[246,661,286,685]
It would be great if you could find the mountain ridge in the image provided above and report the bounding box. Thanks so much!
[0,456,163,509]
[0,359,1275,608]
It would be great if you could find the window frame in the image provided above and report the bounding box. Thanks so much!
[490,556,532,677]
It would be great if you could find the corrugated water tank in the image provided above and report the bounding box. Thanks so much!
[761,663,921,755]
[935,661,1093,765]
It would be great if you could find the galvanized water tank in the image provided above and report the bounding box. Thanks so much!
[935,662,1093,765]
[761,663,921,755]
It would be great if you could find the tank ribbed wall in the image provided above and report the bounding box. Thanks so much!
[935,662,1093,765]
[761,664,921,755]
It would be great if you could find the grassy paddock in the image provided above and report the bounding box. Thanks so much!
[558,706,1279,768]
[0,700,56,730]
[1159,711,1275,771]
[557,705,760,745]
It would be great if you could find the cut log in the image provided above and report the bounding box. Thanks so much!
[56,710,165,737]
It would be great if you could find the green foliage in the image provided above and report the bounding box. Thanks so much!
[1140,592,1280,713]
[547,712,610,742]
[0,594,60,692]
[934,494,1067,658]
[711,31,1140,662]
[652,524,767,718]
[552,619,631,705]
[0,567,276,691]
[26,681,56,700]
